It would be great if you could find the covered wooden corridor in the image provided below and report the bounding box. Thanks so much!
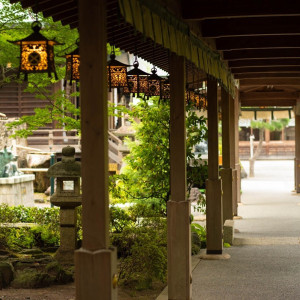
[9,0,300,298]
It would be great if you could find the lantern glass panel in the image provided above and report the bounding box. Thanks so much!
[108,66,128,88]
[162,78,170,100]
[66,54,80,81]
[63,180,75,191]
[21,42,49,72]
[107,54,128,90]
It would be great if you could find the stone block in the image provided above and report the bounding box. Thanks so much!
[60,208,76,226]
[0,175,35,206]
[60,227,76,251]
[224,219,234,245]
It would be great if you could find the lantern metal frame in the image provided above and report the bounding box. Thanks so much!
[161,77,170,101]
[65,41,80,85]
[123,56,149,97]
[107,46,129,92]
[146,66,162,99]
[9,21,60,81]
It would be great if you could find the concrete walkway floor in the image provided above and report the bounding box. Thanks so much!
[192,160,300,299]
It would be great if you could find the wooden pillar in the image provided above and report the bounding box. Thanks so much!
[75,1,117,299]
[295,105,300,193]
[220,88,233,222]
[265,127,270,155]
[168,54,191,299]
[230,93,238,216]
[206,78,223,254]
[234,90,241,204]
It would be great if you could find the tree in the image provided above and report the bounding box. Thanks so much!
[109,99,208,213]
[249,118,289,177]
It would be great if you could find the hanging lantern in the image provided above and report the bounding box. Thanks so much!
[123,57,149,97]
[65,41,80,85]
[146,66,162,98]
[185,84,196,106]
[161,77,170,101]
[194,91,207,110]
[107,47,128,92]
[9,21,60,80]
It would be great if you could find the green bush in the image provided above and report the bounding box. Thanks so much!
[117,217,167,290]
[0,205,60,251]
[191,223,206,249]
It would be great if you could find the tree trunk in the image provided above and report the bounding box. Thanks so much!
[249,128,264,177]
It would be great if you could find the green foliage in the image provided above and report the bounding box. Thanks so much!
[250,118,289,132]
[193,192,206,214]
[191,223,206,248]
[117,217,167,290]
[5,227,35,250]
[109,205,134,233]
[223,242,231,248]
[0,204,60,251]
[0,204,59,226]
[109,98,208,210]
[6,89,81,138]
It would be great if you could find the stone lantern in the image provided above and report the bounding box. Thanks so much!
[47,146,81,262]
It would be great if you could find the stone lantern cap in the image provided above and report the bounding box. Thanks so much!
[47,146,81,178]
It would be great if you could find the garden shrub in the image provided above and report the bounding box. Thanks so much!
[191,223,206,249]
[117,217,167,290]
[0,204,60,251]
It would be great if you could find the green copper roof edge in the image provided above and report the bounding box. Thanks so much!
[118,0,236,97]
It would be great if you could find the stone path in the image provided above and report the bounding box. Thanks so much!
[192,160,300,299]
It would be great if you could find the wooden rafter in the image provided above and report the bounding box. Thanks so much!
[228,59,300,68]
[231,66,300,74]
[202,16,300,38]
[223,49,300,60]
[181,0,300,20]
[239,78,300,86]
[216,36,300,51]
[240,99,296,106]
[240,91,298,100]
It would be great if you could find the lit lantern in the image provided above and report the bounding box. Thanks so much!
[185,84,196,106]
[146,66,162,98]
[65,43,80,85]
[124,57,149,97]
[107,48,128,92]
[161,77,170,101]
[9,21,60,80]
[194,91,208,110]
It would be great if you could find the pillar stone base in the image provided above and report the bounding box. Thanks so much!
[206,178,223,255]
[75,247,117,300]
[220,168,233,222]
[167,200,191,300]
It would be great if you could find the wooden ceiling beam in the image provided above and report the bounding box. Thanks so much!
[229,59,300,68]
[216,36,300,50]
[181,0,300,20]
[52,8,78,22]
[234,73,300,79]
[241,99,296,106]
[202,16,300,38]
[223,49,300,60]
[240,91,297,100]
[42,2,77,18]
[239,78,300,86]
[232,66,300,73]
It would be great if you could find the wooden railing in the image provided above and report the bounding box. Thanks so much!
[27,129,80,147]
[25,129,124,166]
